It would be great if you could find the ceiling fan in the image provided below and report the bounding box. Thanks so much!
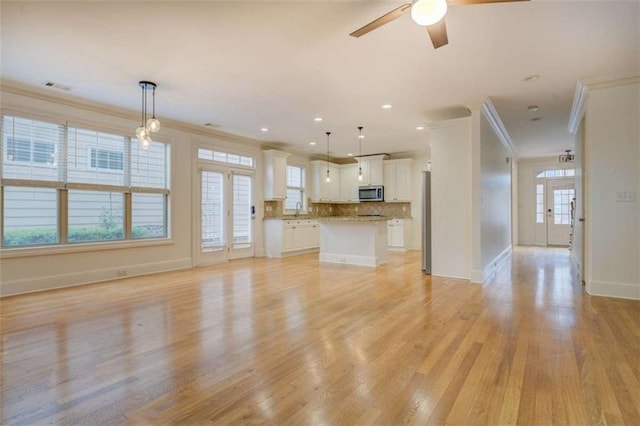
[350,0,529,49]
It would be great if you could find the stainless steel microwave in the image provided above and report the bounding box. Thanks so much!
[358,185,384,202]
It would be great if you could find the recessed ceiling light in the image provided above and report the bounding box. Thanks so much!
[528,105,539,112]
[314,117,323,122]
[261,128,269,132]
[347,153,353,157]
[416,126,425,130]
[523,74,540,82]
[382,104,393,109]
[309,141,316,145]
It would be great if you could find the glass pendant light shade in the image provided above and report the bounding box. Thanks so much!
[411,0,447,26]
[135,125,148,142]
[141,135,152,150]
[358,170,363,181]
[146,117,161,133]
[325,169,330,183]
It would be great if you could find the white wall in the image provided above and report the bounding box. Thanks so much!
[571,119,585,278]
[430,118,472,279]
[584,81,639,299]
[479,111,512,270]
[0,86,265,296]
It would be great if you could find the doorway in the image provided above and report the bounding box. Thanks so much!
[196,167,254,265]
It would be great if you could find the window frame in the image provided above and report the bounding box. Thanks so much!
[1,115,171,254]
[4,137,56,167]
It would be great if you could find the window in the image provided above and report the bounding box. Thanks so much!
[285,165,305,212]
[198,148,253,168]
[536,169,575,179]
[1,115,171,249]
[553,188,575,225]
[89,148,124,171]
[536,184,544,224]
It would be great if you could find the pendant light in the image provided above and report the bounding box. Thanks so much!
[325,131,331,183]
[135,81,161,150]
[357,126,364,181]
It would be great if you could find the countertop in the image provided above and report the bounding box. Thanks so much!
[317,216,390,222]
[264,216,411,221]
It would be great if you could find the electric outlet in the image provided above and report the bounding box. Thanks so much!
[117,269,128,277]
[355,206,358,212]
[402,206,406,212]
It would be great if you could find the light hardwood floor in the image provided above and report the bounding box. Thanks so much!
[1,247,639,425]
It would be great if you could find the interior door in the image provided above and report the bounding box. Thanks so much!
[547,181,575,246]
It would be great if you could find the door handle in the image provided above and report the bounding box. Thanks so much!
[578,218,585,222]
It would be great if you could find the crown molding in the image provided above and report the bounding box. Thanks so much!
[568,73,639,135]
[481,97,518,159]
[568,81,588,135]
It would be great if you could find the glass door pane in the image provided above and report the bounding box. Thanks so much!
[231,173,253,252]
[201,170,225,253]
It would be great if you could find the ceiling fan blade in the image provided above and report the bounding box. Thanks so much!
[426,19,449,49]
[447,0,529,5]
[350,3,412,38]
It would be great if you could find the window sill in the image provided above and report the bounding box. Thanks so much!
[0,238,174,259]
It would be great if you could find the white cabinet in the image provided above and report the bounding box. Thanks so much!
[387,218,412,251]
[383,159,413,202]
[263,150,290,200]
[311,161,340,203]
[357,154,386,186]
[339,163,359,202]
[264,219,320,257]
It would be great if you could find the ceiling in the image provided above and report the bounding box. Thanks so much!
[1,1,638,160]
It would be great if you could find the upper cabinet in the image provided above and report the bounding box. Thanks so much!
[263,150,290,200]
[357,154,387,186]
[383,159,413,202]
[311,160,340,202]
[339,163,359,202]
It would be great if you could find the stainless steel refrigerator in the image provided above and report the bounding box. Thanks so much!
[422,170,431,274]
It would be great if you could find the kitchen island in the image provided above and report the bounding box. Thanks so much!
[318,217,388,267]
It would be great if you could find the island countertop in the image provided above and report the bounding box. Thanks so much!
[317,216,389,222]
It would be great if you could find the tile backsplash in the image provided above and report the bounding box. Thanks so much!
[264,200,411,219]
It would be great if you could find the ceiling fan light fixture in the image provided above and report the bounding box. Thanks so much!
[411,0,447,27]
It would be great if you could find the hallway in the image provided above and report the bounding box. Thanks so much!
[1,247,639,424]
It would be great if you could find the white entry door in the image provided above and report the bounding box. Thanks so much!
[546,181,575,246]
[196,167,254,265]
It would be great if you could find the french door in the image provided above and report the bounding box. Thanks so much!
[546,181,575,246]
[196,167,254,265]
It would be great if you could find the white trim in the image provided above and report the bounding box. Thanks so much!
[481,246,512,282]
[569,74,640,134]
[481,98,518,159]
[586,280,640,301]
[568,81,588,135]
[425,116,471,130]
[319,252,384,267]
[0,257,192,297]
[0,238,173,259]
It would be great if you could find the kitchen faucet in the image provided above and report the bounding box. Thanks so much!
[295,201,302,217]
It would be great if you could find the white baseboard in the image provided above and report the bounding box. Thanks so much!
[319,252,383,267]
[265,248,319,258]
[586,280,640,300]
[0,257,192,297]
[481,246,512,283]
